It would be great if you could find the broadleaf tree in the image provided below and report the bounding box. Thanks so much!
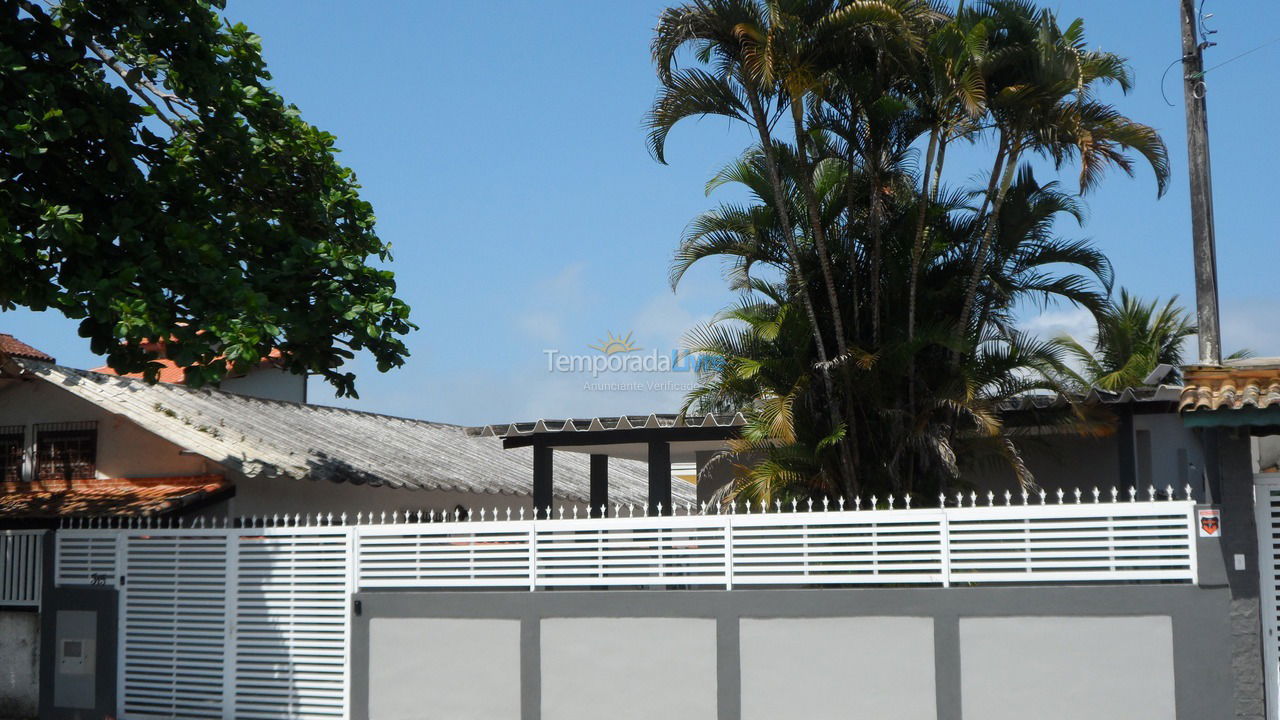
[0,0,414,396]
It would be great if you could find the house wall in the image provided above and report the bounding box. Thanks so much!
[351,583,1234,720]
[219,369,306,403]
[218,477,541,520]
[962,411,1206,498]
[0,379,210,480]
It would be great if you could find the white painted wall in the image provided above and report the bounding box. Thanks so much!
[0,378,210,480]
[219,369,305,403]
[221,477,557,519]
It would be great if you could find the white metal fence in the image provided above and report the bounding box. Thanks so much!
[0,529,44,607]
[52,487,1200,720]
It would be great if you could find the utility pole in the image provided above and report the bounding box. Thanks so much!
[1180,0,1223,366]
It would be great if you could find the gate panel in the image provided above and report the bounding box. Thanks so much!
[1256,477,1280,719]
[232,531,350,720]
[121,533,228,719]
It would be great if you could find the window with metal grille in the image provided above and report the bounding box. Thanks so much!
[35,421,97,482]
[0,426,23,482]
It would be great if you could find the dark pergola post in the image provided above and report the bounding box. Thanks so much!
[533,444,553,518]
[589,454,609,518]
[1117,406,1136,491]
[647,440,672,516]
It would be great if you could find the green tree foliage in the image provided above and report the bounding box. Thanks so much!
[649,0,1169,503]
[1053,290,1247,392]
[0,0,414,395]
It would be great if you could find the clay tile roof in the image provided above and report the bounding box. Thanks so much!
[0,475,229,519]
[90,348,285,384]
[1179,359,1280,412]
[0,334,54,363]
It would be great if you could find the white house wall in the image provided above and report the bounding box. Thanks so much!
[218,368,306,403]
[0,379,210,480]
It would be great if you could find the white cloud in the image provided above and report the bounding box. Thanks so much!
[1020,306,1096,344]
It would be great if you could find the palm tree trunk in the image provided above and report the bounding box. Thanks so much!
[907,127,940,345]
[744,88,859,495]
[789,99,849,356]
[958,137,1020,337]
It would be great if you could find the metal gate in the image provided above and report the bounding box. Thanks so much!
[57,527,352,720]
[1255,474,1280,719]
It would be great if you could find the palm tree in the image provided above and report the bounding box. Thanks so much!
[651,0,1169,502]
[954,1,1169,339]
[1053,291,1201,392]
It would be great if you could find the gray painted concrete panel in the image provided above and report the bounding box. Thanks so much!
[0,611,38,718]
[353,585,1232,720]
[540,618,717,720]
[960,616,1176,720]
[367,618,521,720]
[740,617,937,720]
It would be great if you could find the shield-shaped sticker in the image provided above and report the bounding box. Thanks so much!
[1198,509,1221,537]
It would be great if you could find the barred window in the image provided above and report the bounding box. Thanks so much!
[35,421,97,482]
[0,426,23,482]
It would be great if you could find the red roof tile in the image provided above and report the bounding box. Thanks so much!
[0,475,229,519]
[0,334,54,363]
[91,348,285,384]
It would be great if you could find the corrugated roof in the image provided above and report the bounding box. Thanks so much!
[1180,359,1280,413]
[10,360,687,505]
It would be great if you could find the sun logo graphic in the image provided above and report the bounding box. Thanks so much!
[589,330,641,355]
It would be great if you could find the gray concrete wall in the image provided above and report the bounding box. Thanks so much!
[352,585,1233,720]
[0,610,38,719]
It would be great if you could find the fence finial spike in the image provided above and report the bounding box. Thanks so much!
[1092,487,1100,503]
[1149,485,1157,501]
[939,493,947,508]
[838,496,846,511]
[1004,490,1012,506]
[956,491,964,507]
[970,491,978,506]
[519,506,526,520]
[1185,483,1194,501]
[1039,489,1047,505]
[1111,486,1119,502]
[1166,484,1174,501]
[572,506,579,519]
[774,499,782,513]
[1021,489,1029,505]
[1129,486,1138,502]
[1074,488,1082,504]
[906,493,913,509]
[791,498,798,513]
[822,496,830,511]
[807,497,814,512]
[870,495,878,510]
[1056,489,1064,504]
[855,495,862,511]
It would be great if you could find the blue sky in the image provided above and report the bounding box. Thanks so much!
[7,1,1280,425]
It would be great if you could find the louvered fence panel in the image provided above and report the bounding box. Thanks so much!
[535,515,728,587]
[731,511,946,585]
[233,530,350,720]
[121,533,228,720]
[358,522,532,588]
[0,530,44,606]
[55,532,117,587]
[946,504,1197,583]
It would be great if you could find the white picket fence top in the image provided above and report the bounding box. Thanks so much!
[55,484,1201,590]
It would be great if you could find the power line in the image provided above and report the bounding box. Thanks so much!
[1200,35,1280,75]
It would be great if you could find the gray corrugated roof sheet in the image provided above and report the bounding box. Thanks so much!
[471,413,747,438]
[13,360,688,505]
